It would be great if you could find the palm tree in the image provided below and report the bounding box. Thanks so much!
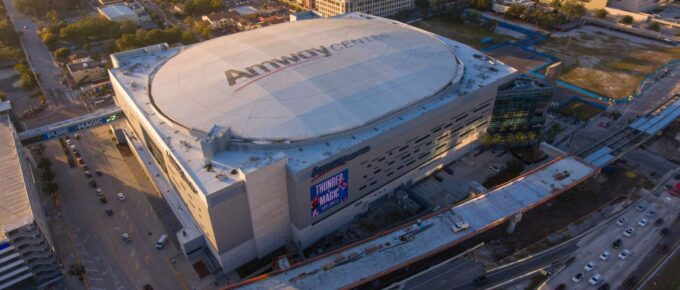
[505,133,518,147]
[526,131,538,143]
[515,132,528,145]
[491,134,504,146]
[480,133,493,147]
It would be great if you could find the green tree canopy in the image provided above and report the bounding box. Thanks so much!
[594,8,607,19]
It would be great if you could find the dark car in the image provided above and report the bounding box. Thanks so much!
[99,197,107,204]
[444,167,454,175]
[74,151,81,158]
[433,175,443,182]
[555,283,566,290]
[88,180,97,188]
[105,209,113,216]
[143,284,153,290]
[598,283,610,290]
[660,227,670,236]
[95,169,103,176]
[658,243,670,254]
[612,239,622,249]
[655,218,663,226]
[472,275,488,286]
[565,256,576,265]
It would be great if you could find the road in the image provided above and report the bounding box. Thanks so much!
[42,126,199,290]
[397,237,578,290]
[544,173,680,289]
[2,0,87,129]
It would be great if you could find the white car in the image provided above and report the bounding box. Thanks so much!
[117,192,126,201]
[488,164,502,173]
[616,217,627,226]
[584,261,596,272]
[599,251,611,261]
[619,249,631,260]
[66,138,72,145]
[95,188,103,196]
[588,273,602,286]
[623,227,634,238]
[70,144,77,151]
[122,233,132,243]
[638,218,649,227]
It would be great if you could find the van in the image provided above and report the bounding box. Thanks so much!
[155,234,168,249]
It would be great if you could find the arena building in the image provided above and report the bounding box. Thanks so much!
[108,13,517,273]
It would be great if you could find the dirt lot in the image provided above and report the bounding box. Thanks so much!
[537,26,680,100]
[412,17,514,50]
[647,252,680,290]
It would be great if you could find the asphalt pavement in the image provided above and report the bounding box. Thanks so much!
[43,126,200,290]
[2,0,87,128]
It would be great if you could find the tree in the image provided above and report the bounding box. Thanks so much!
[560,0,586,20]
[515,131,528,144]
[620,15,634,25]
[14,63,36,89]
[526,131,537,142]
[550,0,562,9]
[53,47,71,61]
[42,168,55,182]
[594,8,607,19]
[38,157,52,169]
[647,21,660,31]
[40,31,58,48]
[490,134,504,145]
[480,133,493,147]
[181,31,196,44]
[415,0,429,10]
[43,182,58,195]
[506,4,527,19]
[471,0,492,11]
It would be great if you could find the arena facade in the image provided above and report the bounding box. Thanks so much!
[109,13,517,272]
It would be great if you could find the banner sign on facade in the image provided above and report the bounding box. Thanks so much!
[310,169,348,219]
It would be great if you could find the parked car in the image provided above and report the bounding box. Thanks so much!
[70,144,77,151]
[655,218,663,226]
[444,167,454,175]
[635,202,647,212]
[433,175,443,182]
[618,249,631,260]
[660,227,670,236]
[589,273,602,286]
[96,188,103,196]
[598,282,610,290]
[616,217,627,226]
[89,180,97,188]
[488,164,502,173]
[77,157,85,165]
[584,261,596,272]
[66,138,72,145]
[117,192,126,201]
[122,233,132,243]
[646,210,657,218]
[572,273,584,283]
[95,169,103,176]
[623,227,634,238]
[555,283,566,290]
[74,151,81,158]
[612,239,622,249]
[105,209,113,216]
[99,197,107,204]
[84,170,92,178]
[599,250,611,261]
[658,243,670,254]
[638,218,648,227]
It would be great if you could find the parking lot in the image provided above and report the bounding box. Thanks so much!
[411,149,514,208]
[545,194,678,289]
[42,125,203,289]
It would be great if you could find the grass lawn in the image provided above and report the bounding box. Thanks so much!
[559,101,603,121]
[537,28,680,100]
[647,252,680,290]
[412,17,514,50]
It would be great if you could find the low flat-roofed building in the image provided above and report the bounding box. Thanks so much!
[231,5,259,18]
[0,103,61,289]
[67,60,108,85]
[314,0,414,17]
[98,4,140,24]
[202,11,241,30]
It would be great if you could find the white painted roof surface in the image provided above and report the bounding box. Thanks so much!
[109,13,515,195]
[98,4,136,18]
[237,157,596,290]
[150,18,461,141]
[0,115,32,240]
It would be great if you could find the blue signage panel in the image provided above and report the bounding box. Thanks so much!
[21,113,122,145]
[310,169,349,219]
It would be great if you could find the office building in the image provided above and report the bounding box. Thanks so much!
[487,75,553,135]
